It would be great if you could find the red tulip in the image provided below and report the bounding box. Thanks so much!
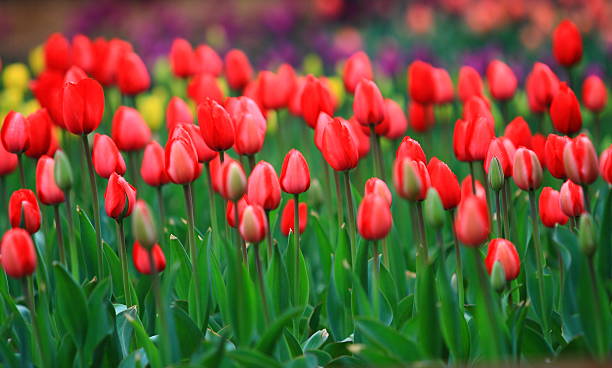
[529,63,559,109]
[224,49,253,91]
[322,118,359,171]
[36,156,65,206]
[531,134,547,169]
[111,106,151,152]
[357,193,393,240]
[225,96,265,125]
[92,134,126,179]
[0,228,37,278]
[301,75,335,129]
[485,138,515,177]
[260,64,297,110]
[343,51,373,94]
[513,148,543,191]
[64,66,87,84]
[486,60,517,101]
[382,99,407,139]
[550,82,582,135]
[181,123,217,163]
[280,199,308,236]
[407,60,436,104]
[24,109,53,159]
[169,38,196,78]
[396,136,426,162]
[9,189,41,234]
[280,149,310,194]
[140,141,169,187]
[600,146,612,184]
[164,126,201,184]
[194,44,223,76]
[62,78,105,135]
[582,75,607,113]
[104,173,137,220]
[461,175,487,201]
[364,177,392,206]
[408,102,435,133]
[234,112,266,156]
[219,160,247,201]
[226,195,249,228]
[72,34,94,73]
[314,112,334,151]
[458,66,484,103]
[393,157,430,201]
[289,77,306,116]
[453,117,495,162]
[454,194,490,247]
[187,73,224,104]
[1,111,29,154]
[552,20,583,67]
[504,117,532,149]
[427,157,461,209]
[166,97,193,133]
[353,79,385,126]
[117,52,150,95]
[433,68,454,104]
[92,38,132,86]
[30,70,65,127]
[485,238,520,280]
[239,205,268,243]
[462,96,494,130]
[44,33,71,72]
[539,187,569,227]
[197,98,235,152]
[544,134,570,179]
[242,77,266,113]
[347,117,370,160]
[248,161,281,210]
[132,241,166,274]
[559,180,585,217]
[563,134,599,185]
[525,72,546,113]
[0,139,17,176]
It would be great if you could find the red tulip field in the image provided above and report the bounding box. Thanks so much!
[0,2,611,367]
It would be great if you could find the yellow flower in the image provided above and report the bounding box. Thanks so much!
[326,76,345,107]
[1,88,25,110]
[29,45,45,76]
[3,63,30,91]
[303,54,323,76]
[21,99,41,116]
[137,93,165,131]
[266,109,278,135]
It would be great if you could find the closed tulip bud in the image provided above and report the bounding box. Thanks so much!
[164,126,201,184]
[408,102,435,133]
[62,77,105,135]
[453,117,495,162]
[322,118,359,171]
[578,214,596,257]
[454,194,490,247]
[559,180,585,217]
[458,66,484,103]
[433,67,454,104]
[504,117,532,149]
[225,49,253,91]
[461,175,487,202]
[239,205,268,243]
[365,177,392,206]
[488,157,504,192]
[550,83,582,135]
[427,157,461,210]
[486,60,517,101]
[539,187,569,227]
[220,160,247,201]
[280,199,308,236]
[357,193,393,240]
[140,141,169,187]
[260,64,297,110]
[117,52,150,95]
[36,156,65,205]
[92,38,133,86]
[93,134,126,179]
[563,134,599,185]
[280,149,310,194]
[133,241,166,274]
[353,79,385,126]
[490,261,507,292]
[463,96,495,131]
[111,106,152,152]
[72,34,94,73]
[169,38,196,78]
[25,109,53,159]
[194,44,223,76]
[552,20,583,67]
[44,33,71,72]
[131,200,157,249]
[1,111,29,154]
[396,136,426,163]
[393,157,430,201]
[544,134,570,179]
[234,113,266,156]
[226,195,249,228]
[485,138,514,178]
[301,75,335,128]
[314,112,333,151]
[197,98,235,152]
[382,98,408,139]
[0,139,18,176]
[178,123,217,163]
[407,60,436,104]
[582,75,607,113]
[485,238,520,281]
[166,96,194,134]
[248,161,281,210]
[63,66,87,85]
[104,173,136,220]
[424,188,445,229]
[187,73,224,104]
[9,189,41,234]
[53,150,73,191]
[0,228,37,278]
[343,51,373,94]
[531,133,547,169]
[513,148,543,191]
[533,63,561,108]
[600,147,612,184]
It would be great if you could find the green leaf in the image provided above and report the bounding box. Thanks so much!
[227,349,282,368]
[256,307,301,355]
[355,317,422,362]
[127,309,162,368]
[436,260,469,361]
[53,263,88,348]
[265,244,290,318]
[171,304,203,358]
[77,207,99,277]
[302,329,329,351]
[416,259,442,359]
[83,278,114,366]
[167,235,191,299]
[333,228,351,307]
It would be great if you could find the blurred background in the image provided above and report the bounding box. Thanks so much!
[1,0,612,80]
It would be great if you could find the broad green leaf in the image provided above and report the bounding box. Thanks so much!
[302,329,329,351]
[355,317,422,362]
[171,304,203,358]
[436,260,469,362]
[167,235,191,299]
[227,349,282,368]
[83,278,114,366]
[416,259,442,359]
[255,307,301,355]
[53,263,88,348]
[127,310,162,368]
[77,207,99,277]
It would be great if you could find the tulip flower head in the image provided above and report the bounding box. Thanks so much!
[322,118,359,172]
[187,73,224,104]
[552,20,583,67]
[453,117,495,162]
[92,134,127,179]
[111,106,152,152]
[353,79,385,126]
[1,111,29,154]
[131,200,157,249]
[396,136,426,162]
[513,148,543,191]
[559,180,585,218]
[169,38,196,78]
[140,141,169,187]
[582,75,607,113]
[248,161,281,210]
[44,33,71,72]
[0,228,37,278]
[9,189,42,234]
[563,134,599,185]
[239,204,268,243]
[485,138,515,178]
[104,173,137,220]
[226,195,250,228]
[407,60,436,104]
[197,98,235,152]
[62,77,105,135]
[357,193,393,240]
[36,156,65,206]
[220,160,247,201]
[427,157,461,210]
[408,102,435,133]
[485,238,520,281]
[166,96,194,133]
[458,66,484,103]
[539,187,569,227]
[528,63,559,110]
[454,194,490,247]
[461,175,487,201]
[600,146,612,184]
[117,51,150,95]
[382,98,408,139]
[0,139,18,176]
[280,149,310,194]
[364,177,392,206]
[133,241,166,274]
[301,75,335,128]
[25,109,53,159]
[504,117,532,149]
[343,51,373,94]
[486,60,517,101]
[225,49,253,91]
[280,199,308,236]
[550,82,582,135]
[393,157,431,201]
[164,126,201,184]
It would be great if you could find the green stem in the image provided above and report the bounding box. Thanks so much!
[233,200,247,264]
[501,180,511,239]
[494,190,503,237]
[333,170,344,231]
[17,153,26,188]
[205,163,218,244]
[370,126,384,180]
[415,201,429,260]
[156,186,166,233]
[23,277,45,368]
[265,210,273,262]
[587,256,606,360]
[116,220,132,306]
[65,194,79,280]
[343,171,357,264]
[254,243,270,324]
[581,184,590,213]
[149,249,170,365]
[248,154,256,173]
[183,183,202,326]
[469,162,476,194]
[53,205,66,265]
[372,240,380,318]
[128,151,140,189]
[381,238,389,269]
[293,193,301,306]
[528,190,549,340]
[81,134,103,278]
[450,210,464,313]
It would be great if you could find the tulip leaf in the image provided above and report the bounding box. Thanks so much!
[127,310,162,368]
[167,235,191,299]
[265,244,290,318]
[83,278,114,366]
[77,207,99,277]
[171,304,203,359]
[255,306,301,355]
[355,317,422,362]
[597,187,611,282]
[416,259,442,359]
[436,258,469,362]
[227,349,282,368]
[302,329,329,351]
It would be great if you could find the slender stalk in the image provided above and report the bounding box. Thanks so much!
[372,241,380,318]
[219,150,225,163]
[0,176,6,227]
[343,171,357,263]
[128,151,140,189]
[204,163,218,242]
[381,238,389,269]
[450,210,465,312]
[53,205,66,265]
[265,210,273,261]
[254,243,270,324]
[233,200,247,264]
[587,256,606,360]
[469,162,476,194]
[369,126,384,179]
[65,194,79,280]
[293,193,301,306]
[183,183,202,326]
[415,202,428,260]
[149,249,170,365]
[248,154,256,173]
[528,190,549,340]
[501,180,511,239]
[116,220,132,306]
[494,190,504,237]
[581,184,590,213]
[156,186,166,231]
[333,171,344,230]
[17,153,26,188]
[22,277,45,368]
[81,134,103,278]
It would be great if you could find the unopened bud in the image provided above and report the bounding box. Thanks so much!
[578,214,596,257]
[53,150,73,191]
[131,200,157,249]
[490,261,506,292]
[488,157,504,192]
[424,188,444,229]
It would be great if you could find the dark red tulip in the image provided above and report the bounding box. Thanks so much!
[219,160,247,201]
[458,66,484,103]
[354,79,385,126]
[36,156,65,206]
[104,173,136,220]
[485,239,520,281]
[117,52,150,96]
[187,73,224,104]
[461,175,487,201]
[194,44,223,76]
[301,75,335,129]
[453,117,495,162]
[529,63,559,109]
[9,189,41,234]
[382,98,407,139]
[428,157,461,209]
[513,148,543,191]
[0,139,17,176]
[132,241,166,274]
[357,193,393,240]
[396,136,426,163]
[224,49,253,91]
[1,111,29,154]
[111,106,151,152]
[280,149,310,194]
[486,60,517,101]
[164,126,201,184]
[62,78,105,135]
[407,60,436,104]
[563,134,598,185]
[280,199,308,236]
[197,98,235,152]
[364,177,392,206]
[322,118,359,171]
[0,228,37,278]
[504,117,532,149]
[141,141,169,187]
[393,157,430,201]
[93,134,126,179]
[248,161,281,210]
[239,205,268,243]
[582,75,607,113]
[169,38,196,78]
[552,20,583,67]
[550,82,582,135]
[226,195,249,228]
[433,68,454,104]
[166,96,193,133]
[539,187,569,227]
[343,51,373,94]
[92,38,132,86]
[44,33,71,72]
[72,34,94,73]
[601,147,612,184]
[408,102,435,133]
[532,133,547,169]
[559,180,585,217]
[454,194,490,247]
[544,134,570,179]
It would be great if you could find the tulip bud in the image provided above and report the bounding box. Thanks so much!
[424,188,444,229]
[166,96,193,134]
[301,75,335,128]
[1,111,29,154]
[550,83,582,135]
[488,157,504,192]
[578,214,596,257]
[532,134,547,168]
[454,195,490,247]
[62,77,105,135]
[544,134,570,179]
[600,147,612,185]
[407,60,436,104]
[169,38,196,78]
[343,51,373,94]
[513,148,543,191]
[187,73,224,104]
[504,117,532,149]
[104,173,137,220]
[9,189,42,234]
[528,63,559,109]
[357,193,393,240]
[247,161,281,210]
[453,116,495,162]
[226,195,249,228]
[485,238,520,281]
[280,199,308,236]
[117,52,150,96]
[25,109,53,159]
[220,160,247,201]
[140,141,169,187]
[486,60,517,101]
[280,149,310,194]
[36,156,65,206]
[131,200,157,249]
[364,177,392,206]
[427,157,461,210]
[164,126,201,184]
[393,157,430,201]
[225,49,253,91]
[234,112,266,156]
[408,102,435,133]
[582,75,607,113]
[44,33,71,72]
[485,138,514,178]
[197,98,235,152]
[133,241,166,274]
[559,180,585,218]
[539,187,569,228]
[353,79,385,126]
[239,205,268,243]
[111,106,152,152]
[0,228,37,278]
[433,67,454,104]
[396,136,426,163]
[382,98,408,140]
[563,134,599,185]
[458,66,484,103]
[93,134,127,179]
[490,261,507,292]
[552,20,583,67]
[53,150,73,191]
